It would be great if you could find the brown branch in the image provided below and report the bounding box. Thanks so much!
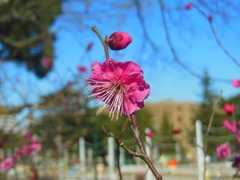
[203,93,222,178]
[130,114,162,180]
[100,123,124,180]
[192,3,240,68]
[92,26,109,59]
[134,0,159,51]
[158,0,202,79]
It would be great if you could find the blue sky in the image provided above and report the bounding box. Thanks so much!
[1,0,240,106]
[54,0,240,103]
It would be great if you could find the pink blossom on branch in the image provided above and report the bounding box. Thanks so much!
[146,131,154,138]
[106,32,132,50]
[77,66,87,73]
[0,157,15,171]
[41,58,52,69]
[184,3,191,10]
[223,103,237,115]
[86,42,94,52]
[87,58,150,119]
[172,129,181,135]
[222,120,237,133]
[232,79,240,88]
[16,145,31,157]
[29,140,42,153]
[216,143,231,159]
[208,15,213,22]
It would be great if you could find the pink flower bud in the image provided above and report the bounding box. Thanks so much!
[232,79,240,88]
[86,42,94,52]
[146,131,154,138]
[29,140,42,153]
[208,15,213,22]
[18,145,32,156]
[216,143,231,159]
[172,129,181,134]
[0,157,15,171]
[184,3,191,10]
[107,32,132,50]
[77,66,87,73]
[222,120,237,133]
[41,58,52,69]
[223,103,237,115]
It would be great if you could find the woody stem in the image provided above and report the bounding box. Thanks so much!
[130,113,162,180]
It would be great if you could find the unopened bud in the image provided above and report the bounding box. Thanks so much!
[184,3,191,10]
[208,15,213,22]
[107,32,132,50]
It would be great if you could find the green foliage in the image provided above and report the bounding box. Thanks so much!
[0,131,25,153]
[200,70,218,107]
[0,0,62,78]
[159,112,172,136]
[154,112,176,154]
[31,83,96,152]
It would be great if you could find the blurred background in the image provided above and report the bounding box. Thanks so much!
[0,0,240,179]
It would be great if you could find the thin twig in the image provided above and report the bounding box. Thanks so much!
[92,26,109,59]
[192,3,240,68]
[130,114,162,180]
[100,122,127,180]
[134,0,158,51]
[158,0,202,79]
[203,93,222,178]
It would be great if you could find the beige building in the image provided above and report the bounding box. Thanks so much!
[144,100,199,160]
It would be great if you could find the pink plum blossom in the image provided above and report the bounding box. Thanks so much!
[86,42,94,52]
[208,15,213,21]
[223,103,236,115]
[41,58,52,69]
[77,66,87,73]
[146,131,154,138]
[16,145,31,156]
[173,129,181,135]
[87,58,150,119]
[222,120,237,133]
[232,79,240,88]
[184,3,191,10]
[0,157,14,171]
[216,144,231,159]
[29,140,42,153]
[107,32,132,50]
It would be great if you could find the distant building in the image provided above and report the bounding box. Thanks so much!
[145,100,199,161]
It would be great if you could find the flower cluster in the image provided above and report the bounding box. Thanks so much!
[215,102,240,170]
[0,131,41,171]
[217,80,240,171]
[87,30,150,120]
